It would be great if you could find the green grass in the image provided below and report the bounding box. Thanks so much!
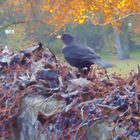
[107,59,139,76]
[56,51,140,76]
[100,51,140,76]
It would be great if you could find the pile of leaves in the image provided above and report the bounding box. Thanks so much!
[0,43,140,140]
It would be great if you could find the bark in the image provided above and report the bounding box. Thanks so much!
[113,29,124,59]
[113,24,129,60]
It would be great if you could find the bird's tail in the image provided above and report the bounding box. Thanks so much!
[94,59,113,68]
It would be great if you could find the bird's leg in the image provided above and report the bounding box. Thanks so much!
[87,64,99,79]
[87,65,94,79]
[88,65,109,79]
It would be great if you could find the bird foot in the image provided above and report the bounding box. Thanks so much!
[88,65,106,79]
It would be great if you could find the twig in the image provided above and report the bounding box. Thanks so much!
[119,106,130,117]
[96,104,120,110]
[61,90,79,98]
[64,98,79,112]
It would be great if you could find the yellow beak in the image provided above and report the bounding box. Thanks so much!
[56,35,62,39]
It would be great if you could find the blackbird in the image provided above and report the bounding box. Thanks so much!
[57,33,113,70]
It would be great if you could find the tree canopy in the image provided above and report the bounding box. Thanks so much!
[0,0,140,33]
[43,0,140,32]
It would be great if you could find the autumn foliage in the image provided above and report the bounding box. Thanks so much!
[43,0,140,31]
[0,0,140,33]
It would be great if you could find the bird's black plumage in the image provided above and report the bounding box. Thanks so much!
[60,33,113,70]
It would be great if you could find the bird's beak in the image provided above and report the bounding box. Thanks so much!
[56,35,62,39]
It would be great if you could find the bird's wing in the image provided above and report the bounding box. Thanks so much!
[63,44,101,61]
[63,44,113,68]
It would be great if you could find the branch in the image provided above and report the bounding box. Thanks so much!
[87,12,140,26]
[0,20,31,31]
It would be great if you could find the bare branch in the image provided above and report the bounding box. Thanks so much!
[0,20,31,31]
[87,12,140,26]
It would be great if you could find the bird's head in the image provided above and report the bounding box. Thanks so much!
[57,33,74,45]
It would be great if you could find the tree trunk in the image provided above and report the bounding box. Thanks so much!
[113,24,129,60]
